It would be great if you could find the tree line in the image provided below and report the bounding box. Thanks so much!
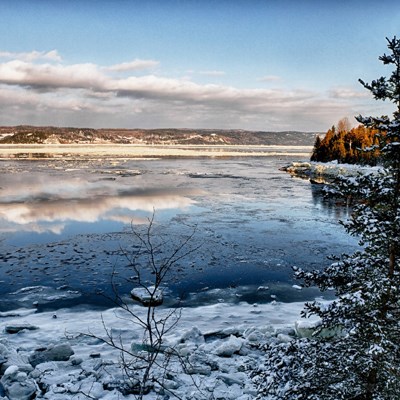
[311,117,382,165]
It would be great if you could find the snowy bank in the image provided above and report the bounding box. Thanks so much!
[283,161,381,183]
[0,300,316,399]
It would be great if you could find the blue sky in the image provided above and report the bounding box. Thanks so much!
[0,0,399,131]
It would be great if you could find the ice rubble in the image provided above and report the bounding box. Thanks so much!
[0,299,318,399]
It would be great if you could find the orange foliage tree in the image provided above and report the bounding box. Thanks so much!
[311,118,381,164]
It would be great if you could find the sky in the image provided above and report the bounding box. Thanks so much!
[0,0,399,132]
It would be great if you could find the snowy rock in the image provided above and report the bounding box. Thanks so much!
[175,342,197,357]
[294,319,342,338]
[4,324,39,334]
[70,356,83,365]
[185,351,218,375]
[0,365,37,400]
[29,343,74,367]
[294,319,321,338]
[213,382,242,399]
[276,333,293,343]
[130,286,163,306]
[214,335,244,357]
[3,366,19,377]
[243,327,264,342]
[218,372,247,386]
[0,342,32,375]
[179,326,205,345]
[185,362,212,376]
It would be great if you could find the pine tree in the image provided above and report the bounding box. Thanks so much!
[254,37,400,400]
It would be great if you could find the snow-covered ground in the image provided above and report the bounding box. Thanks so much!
[284,160,381,182]
[0,290,318,399]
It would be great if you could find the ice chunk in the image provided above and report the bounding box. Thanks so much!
[130,286,163,306]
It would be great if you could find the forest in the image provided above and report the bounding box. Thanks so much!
[310,117,381,165]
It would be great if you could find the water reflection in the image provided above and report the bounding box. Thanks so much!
[0,157,361,308]
[0,175,202,235]
[310,183,352,221]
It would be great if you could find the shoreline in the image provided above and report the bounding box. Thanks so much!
[0,144,312,159]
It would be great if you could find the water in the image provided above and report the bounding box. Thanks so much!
[0,155,357,310]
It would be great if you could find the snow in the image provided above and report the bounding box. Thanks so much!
[130,286,164,306]
[0,298,310,399]
[284,161,382,182]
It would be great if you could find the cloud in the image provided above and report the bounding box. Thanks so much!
[106,59,159,72]
[0,51,385,131]
[329,87,370,99]
[0,50,62,62]
[258,75,281,82]
[0,60,106,90]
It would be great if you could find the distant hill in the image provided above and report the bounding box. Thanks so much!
[0,126,319,146]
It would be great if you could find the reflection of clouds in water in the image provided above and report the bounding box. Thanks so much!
[1,175,129,201]
[0,185,202,233]
[0,217,67,234]
[107,214,149,225]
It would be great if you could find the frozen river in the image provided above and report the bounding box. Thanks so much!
[0,155,357,310]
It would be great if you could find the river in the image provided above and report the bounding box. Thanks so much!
[0,154,357,310]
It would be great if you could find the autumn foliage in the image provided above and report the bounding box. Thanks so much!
[311,118,381,165]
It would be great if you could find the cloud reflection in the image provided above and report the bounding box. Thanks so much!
[0,176,202,234]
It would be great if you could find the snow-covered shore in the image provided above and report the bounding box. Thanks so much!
[0,297,316,399]
[283,160,381,182]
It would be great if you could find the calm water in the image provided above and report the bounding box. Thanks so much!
[0,156,357,310]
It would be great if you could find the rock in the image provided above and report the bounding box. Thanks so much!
[70,356,83,365]
[243,327,264,342]
[0,366,37,400]
[214,335,244,357]
[179,327,205,345]
[29,343,74,367]
[276,333,292,343]
[294,319,342,339]
[185,351,218,375]
[0,342,33,375]
[0,381,5,397]
[130,286,163,306]
[218,372,247,386]
[213,382,242,399]
[185,363,211,376]
[4,324,39,334]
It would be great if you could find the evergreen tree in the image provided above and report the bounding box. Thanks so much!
[254,37,400,400]
[310,135,322,161]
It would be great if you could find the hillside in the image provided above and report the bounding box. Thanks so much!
[0,126,319,146]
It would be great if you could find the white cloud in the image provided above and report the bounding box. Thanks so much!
[258,75,281,82]
[0,60,106,90]
[329,86,369,99]
[0,51,382,131]
[106,59,159,72]
[0,50,62,62]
